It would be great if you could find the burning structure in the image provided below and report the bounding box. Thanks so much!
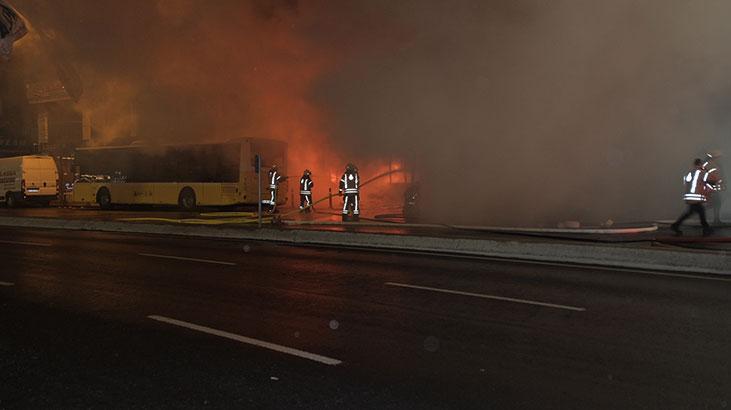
[3,0,731,225]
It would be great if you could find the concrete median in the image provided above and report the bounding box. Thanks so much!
[0,216,728,275]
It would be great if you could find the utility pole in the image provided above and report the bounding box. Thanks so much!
[256,154,262,228]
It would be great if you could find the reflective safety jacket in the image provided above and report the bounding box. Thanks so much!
[683,167,717,203]
[300,175,314,195]
[268,169,282,190]
[703,160,725,192]
[339,171,359,194]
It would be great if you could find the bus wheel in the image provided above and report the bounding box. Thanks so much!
[178,187,197,211]
[6,192,18,208]
[97,188,112,210]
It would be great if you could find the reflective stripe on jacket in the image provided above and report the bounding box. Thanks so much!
[339,172,359,194]
[300,176,313,195]
[703,161,725,192]
[683,168,710,202]
[268,170,282,190]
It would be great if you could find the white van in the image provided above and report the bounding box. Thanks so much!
[0,155,59,207]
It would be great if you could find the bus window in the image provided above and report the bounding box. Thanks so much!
[76,143,241,183]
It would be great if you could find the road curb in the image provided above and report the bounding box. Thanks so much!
[284,220,659,234]
[0,216,729,275]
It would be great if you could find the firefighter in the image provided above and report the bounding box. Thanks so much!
[299,169,314,212]
[703,151,725,225]
[339,163,360,221]
[265,165,285,213]
[670,158,718,236]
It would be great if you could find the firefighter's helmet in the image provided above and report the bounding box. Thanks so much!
[303,169,311,176]
[346,163,355,172]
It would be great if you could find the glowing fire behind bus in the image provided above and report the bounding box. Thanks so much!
[71,138,287,210]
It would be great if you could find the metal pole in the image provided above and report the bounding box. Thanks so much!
[257,155,262,228]
[389,157,392,184]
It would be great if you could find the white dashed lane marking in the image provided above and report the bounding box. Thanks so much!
[385,282,586,312]
[138,253,237,266]
[148,315,342,366]
[0,240,52,247]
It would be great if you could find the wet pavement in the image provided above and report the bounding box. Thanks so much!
[1,227,731,408]
[1,206,730,250]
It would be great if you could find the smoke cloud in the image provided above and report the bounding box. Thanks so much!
[11,0,731,225]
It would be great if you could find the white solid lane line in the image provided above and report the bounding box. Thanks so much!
[148,315,342,366]
[447,254,731,282]
[385,282,586,312]
[138,253,237,266]
[0,281,14,286]
[0,239,52,247]
[333,246,731,282]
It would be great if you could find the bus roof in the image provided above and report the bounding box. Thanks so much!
[75,138,286,152]
[0,155,54,160]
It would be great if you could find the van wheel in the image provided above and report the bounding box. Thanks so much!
[178,187,197,211]
[97,188,112,210]
[6,192,18,208]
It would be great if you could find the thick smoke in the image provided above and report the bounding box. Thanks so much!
[12,0,731,225]
[318,0,731,225]
[13,0,345,179]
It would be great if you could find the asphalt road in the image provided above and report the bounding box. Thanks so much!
[1,227,730,409]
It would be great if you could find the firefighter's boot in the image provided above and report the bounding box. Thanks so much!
[670,223,682,236]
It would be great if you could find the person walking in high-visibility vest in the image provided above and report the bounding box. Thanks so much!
[299,169,314,212]
[671,158,718,236]
[339,163,360,221]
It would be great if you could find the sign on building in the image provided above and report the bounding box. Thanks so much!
[26,80,73,105]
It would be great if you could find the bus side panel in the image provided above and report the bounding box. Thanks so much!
[153,183,186,205]
[239,171,257,205]
[109,183,145,204]
[239,141,255,205]
[201,183,240,206]
[71,183,103,204]
[151,183,229,206]
[72,183,241,206]
[200,183,219,206]
[160,183,206,206]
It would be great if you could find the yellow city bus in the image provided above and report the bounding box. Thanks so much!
[71,138,287,210]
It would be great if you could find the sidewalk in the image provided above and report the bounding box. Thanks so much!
[0,214,728,275]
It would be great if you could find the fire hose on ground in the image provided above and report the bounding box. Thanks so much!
[118,169,407,225]
[117,169,666,241]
